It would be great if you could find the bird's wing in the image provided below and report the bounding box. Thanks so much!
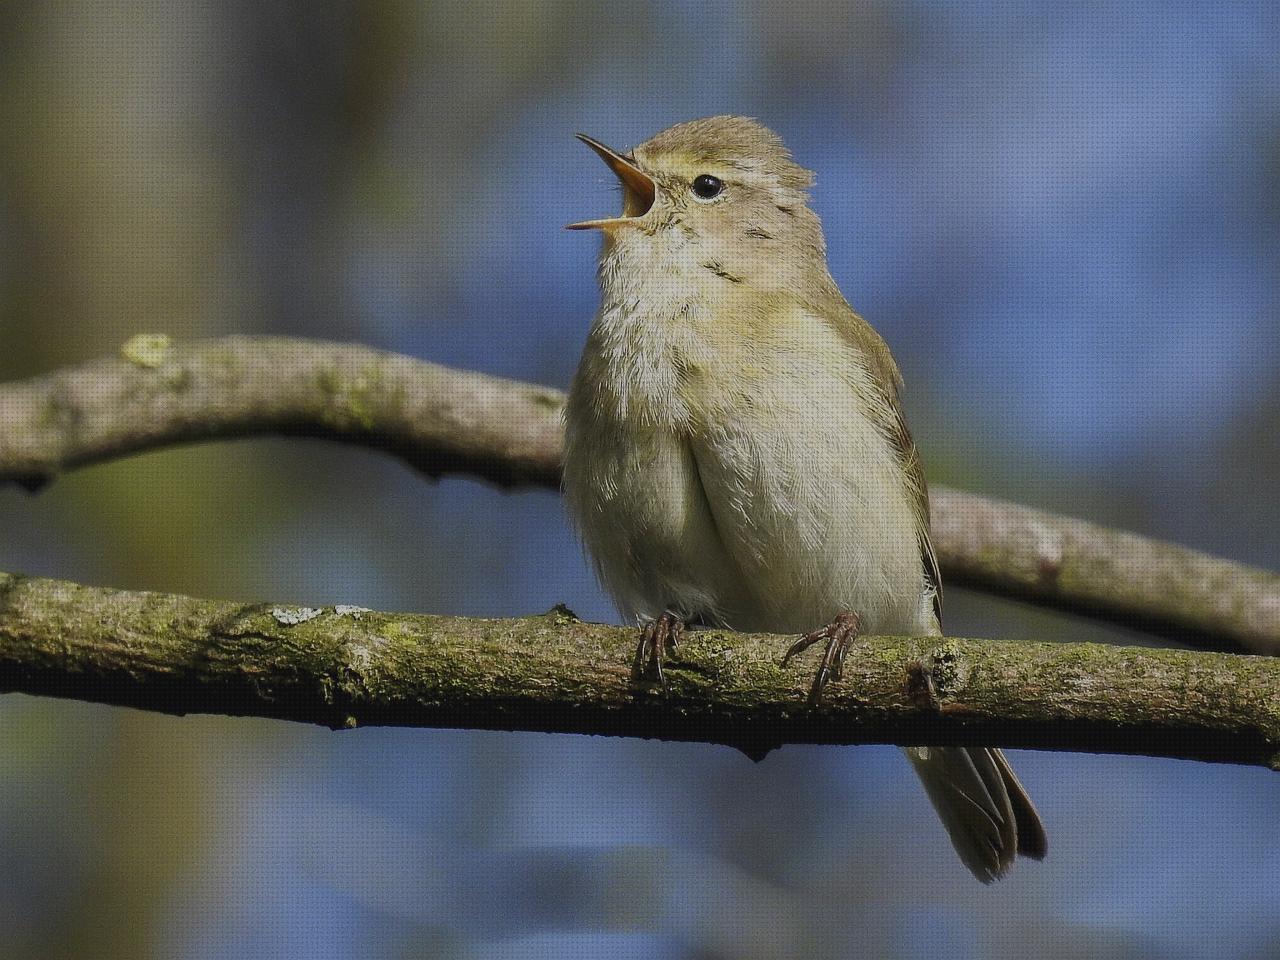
[822,296,943,626]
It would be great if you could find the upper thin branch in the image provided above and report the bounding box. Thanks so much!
[0,335,563,489]
[1,571,1278,769]
[1,335,1278,654]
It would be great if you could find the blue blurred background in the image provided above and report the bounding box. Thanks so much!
[1,2,1278,957]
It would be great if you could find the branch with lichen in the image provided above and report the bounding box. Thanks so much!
[1,571,1278,769]
[2,334,1277,654]
[0,334,563,491]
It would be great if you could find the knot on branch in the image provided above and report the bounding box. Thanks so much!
[906,642,969,711]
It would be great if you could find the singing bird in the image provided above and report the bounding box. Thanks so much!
[562,116,1045,881]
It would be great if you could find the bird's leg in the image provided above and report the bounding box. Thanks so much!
[782,611,861,705]
[632,611,685,686]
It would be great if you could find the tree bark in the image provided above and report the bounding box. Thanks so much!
[2,571,1278,769]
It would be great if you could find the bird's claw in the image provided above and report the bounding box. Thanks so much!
[632,612,685,687]
[782,611,861,705]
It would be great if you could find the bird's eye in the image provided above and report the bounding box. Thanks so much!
[691,174,724,200]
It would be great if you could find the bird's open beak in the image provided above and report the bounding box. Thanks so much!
[565,134,657,230]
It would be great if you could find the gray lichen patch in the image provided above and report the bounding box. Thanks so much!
[334,605,372,618]
[271,606,323,626]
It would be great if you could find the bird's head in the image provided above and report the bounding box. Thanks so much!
[568,116,827,286]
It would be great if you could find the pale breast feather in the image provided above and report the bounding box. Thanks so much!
[678,305,933,634]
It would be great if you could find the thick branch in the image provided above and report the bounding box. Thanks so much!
[1,335,1277,654]
[1,571,1278,768]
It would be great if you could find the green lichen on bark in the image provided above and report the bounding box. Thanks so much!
[313,361,393,431]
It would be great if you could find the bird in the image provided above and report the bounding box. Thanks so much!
[562,115,1045,882]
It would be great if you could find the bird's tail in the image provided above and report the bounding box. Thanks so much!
[903,745,1047,883]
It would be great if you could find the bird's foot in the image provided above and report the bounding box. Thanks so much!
[782,611,861,705]
[632,611,685,686]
